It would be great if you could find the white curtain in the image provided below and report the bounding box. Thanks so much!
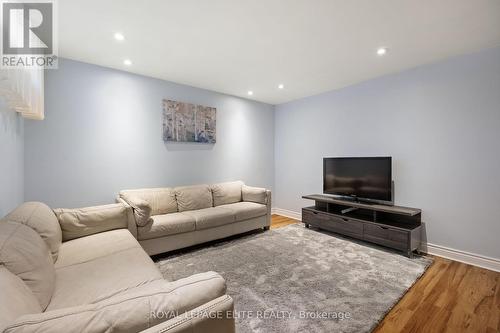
[0,68,44,120]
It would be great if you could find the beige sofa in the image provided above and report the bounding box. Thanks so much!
[0,202,235,333]
[118,181,271,255]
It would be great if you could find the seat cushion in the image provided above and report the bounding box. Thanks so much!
[0,266,42,331]
[3,202,62,262]
[0,221,55,311]
[53,204,129,241]
[210,181,243,207]
[137,213,196,241]
[182,207,235,230]
[54,229,141,269]
[48,230,162,310]
[220,201,267,221]
[120,188,177,215]
[174,184,213,212]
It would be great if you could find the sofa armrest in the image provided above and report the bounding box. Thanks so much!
[116,197,138,238]
[242,185,267,204]
[242,186,271,227]
[3,272,227,333]
[53,203,133,241]
[139,295,235,333]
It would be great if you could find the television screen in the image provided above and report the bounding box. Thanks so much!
[323,157,392,202]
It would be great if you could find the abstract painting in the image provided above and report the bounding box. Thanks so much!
[162,99,216,143]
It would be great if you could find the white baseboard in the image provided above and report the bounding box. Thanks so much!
[425,243,500,272]
[272,207,500,273]
[272,207,302,221]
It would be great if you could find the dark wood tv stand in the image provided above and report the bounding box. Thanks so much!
[302,194,422,257]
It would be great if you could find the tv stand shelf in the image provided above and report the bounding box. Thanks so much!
[302,194,422,257]
[302,194,421,216]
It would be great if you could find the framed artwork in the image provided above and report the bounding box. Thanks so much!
[162,99,216,143]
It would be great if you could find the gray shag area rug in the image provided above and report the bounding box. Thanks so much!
[155,224,432,333]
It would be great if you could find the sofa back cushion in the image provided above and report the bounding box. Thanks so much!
[0,221,55,310]
[119,188,177,216]
[211,181,243,207]
[0,266,42,330]
[3,202,62,262]
[53,204,129,241]
[174,184,213,212]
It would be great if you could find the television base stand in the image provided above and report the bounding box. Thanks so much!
[302,194,422,257]
[340,207,358,214]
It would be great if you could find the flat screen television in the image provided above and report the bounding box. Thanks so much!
[323,157,392,204]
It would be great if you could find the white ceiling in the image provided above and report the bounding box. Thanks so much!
[59,0,500,105]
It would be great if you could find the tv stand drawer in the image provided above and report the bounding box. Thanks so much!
[302,209,363,238]
[302,209,331,226]
[363,224,408,250]
[326,215,363,238]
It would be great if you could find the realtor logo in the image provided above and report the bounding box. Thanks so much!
[1,0,58,68]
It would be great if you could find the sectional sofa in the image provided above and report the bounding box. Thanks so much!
[0,202,235,333]
[118,181,271,255]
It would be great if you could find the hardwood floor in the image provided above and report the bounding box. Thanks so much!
[270,214,298,230]
[270,214,500,333]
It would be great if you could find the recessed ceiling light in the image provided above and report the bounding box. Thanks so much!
[123,59,132,66]
[376,47,387,56]
[247,91,253,96]
[278,84,284,89]
[114,33,125,41]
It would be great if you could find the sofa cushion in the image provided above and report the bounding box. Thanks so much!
[210,181,243,207]
[3,202,62,262]
[0,266,42,331]
[120,195,152,226]
[175,184,213,212]
[220,201,267,221]
[182,207,235,230]
[242,185,267,204]
[0,221,55,310]
[120,188,177,215]
[48,230,163,310]
[54,229,140,269]
[138,213,196,241]
[5,272,226,333]
[54,204,128,241]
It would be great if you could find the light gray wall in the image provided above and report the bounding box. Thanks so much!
[275,47,500,260]
[24,59,274,208]
[0,101,24,217]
